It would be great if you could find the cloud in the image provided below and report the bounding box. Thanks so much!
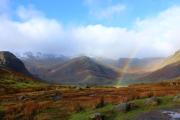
[92,4,126,19]
[84,0,126,20]
[0,3,180,58]
[16,5,44,20]
[70,25,137,58]
[134,5,180,56]
[0,5,64,53]
[67,5,180,58]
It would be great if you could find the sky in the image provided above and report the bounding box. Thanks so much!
[0,0,180,58]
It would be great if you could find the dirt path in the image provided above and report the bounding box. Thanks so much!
[135,107,180,120]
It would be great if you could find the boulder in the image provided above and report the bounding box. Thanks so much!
[144,97,160,106]
[75,86,82,90]
[173,95,180,102]
[50,92,62,101]
[89,113,104,120]
[114,103,131,112]
[18,95,28,101]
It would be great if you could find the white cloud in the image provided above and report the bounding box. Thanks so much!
[84,0,97,5]
[84,0,126,20]
[0,3,180,58]
[134,5,180,56]
[0,6,64,53]
[17,5,44,20]
[70,25,137,58]
[93,4,126,19]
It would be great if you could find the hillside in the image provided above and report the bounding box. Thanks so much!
[0,51,31,76]
[139,51,180,82]
[157,50,180,69]
[95,57,164,73]
[140,61,180,82]
[48,56,119,85]
[0,51,45,94]
[0,66,45,95]
[20,52,69,79]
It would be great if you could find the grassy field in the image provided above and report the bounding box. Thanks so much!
[0,69,180,120]
[70,96,179,120]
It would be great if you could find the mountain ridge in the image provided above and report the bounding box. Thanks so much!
[47,56,119,85]
[0,51,31,76]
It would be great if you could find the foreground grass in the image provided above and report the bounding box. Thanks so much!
[70,96,179,120]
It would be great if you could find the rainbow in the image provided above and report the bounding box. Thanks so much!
[115,45,142,88]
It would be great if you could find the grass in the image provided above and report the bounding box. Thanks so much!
[14,81,44,89]
[0,77,46,89]
[70,96,179,120]
[70,104,113,120]
[0,68,47,90]
[0,78,179,120]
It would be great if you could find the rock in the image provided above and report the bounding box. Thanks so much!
[50,92,62,101]
[89,113,104,120]
[135,110,174,120]
[18,95,28,101]
[144,97,160,106]
[173,95,180,102]
[114,102,135,112]
[75,86,82,90]
[129,102,138,110]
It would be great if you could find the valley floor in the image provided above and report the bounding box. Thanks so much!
[0,80,180,120]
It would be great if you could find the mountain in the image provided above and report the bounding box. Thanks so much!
[140,50,180,82]
[158,50,180,69]
[0,51,31,76]
[95,57,164,73]
[19,52,69,79]
[142,61,180,82]
[117,58,165,73]
[0,51,44,94]
[47,56,119,85]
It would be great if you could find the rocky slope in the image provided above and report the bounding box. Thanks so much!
[20,52,69,79]
[0,51,31,76]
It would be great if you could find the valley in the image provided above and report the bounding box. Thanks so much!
[0,79,180,120]
[0,51,180,120]
[1,1,180,119]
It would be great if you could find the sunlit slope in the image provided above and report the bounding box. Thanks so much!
[158,50,180,69]
[140,50,180,82]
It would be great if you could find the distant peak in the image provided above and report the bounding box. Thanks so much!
[78,56,91,60]
[75,56,94,63]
